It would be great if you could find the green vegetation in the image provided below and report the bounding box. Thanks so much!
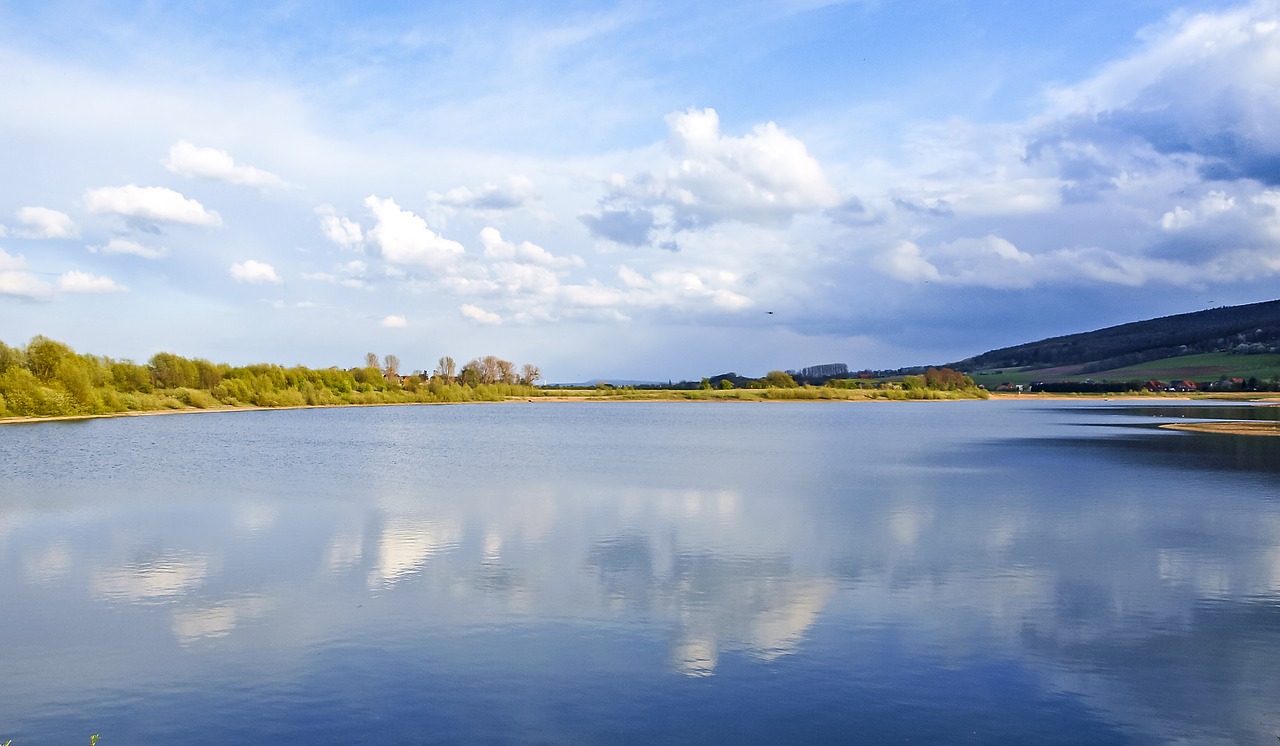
[0,335,546,420]
[952,298,1280,374]
[969,352,1280,391]
[1083,352,1280,382]
[557,367,987,401]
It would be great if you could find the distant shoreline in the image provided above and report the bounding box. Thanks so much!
[4,390,1278,428]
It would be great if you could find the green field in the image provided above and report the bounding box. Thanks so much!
[1078,352,1280,382]
[969,353,1280,387]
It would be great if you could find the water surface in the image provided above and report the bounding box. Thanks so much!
[2,401,1278,744]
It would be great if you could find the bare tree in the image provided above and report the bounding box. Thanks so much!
[477,355,498,384]
[383,354,400,379]
[520,363,541,386]
[495,358,517,384]
[435,356,456,382]
[364,352,379,369]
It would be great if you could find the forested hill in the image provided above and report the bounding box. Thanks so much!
[949,299,1280,373]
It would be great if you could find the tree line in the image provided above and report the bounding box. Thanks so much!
[0,335,543,418]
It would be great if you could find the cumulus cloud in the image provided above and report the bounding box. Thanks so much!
[379,314,407,328]
[432,176,537,211]
[88,238,169,259]
[848,2,1280,300]
[58,270,127,293]
[85,185,222,226]
[16,206,78,238]
[0,248,52,299]
[660,108,839,227]
[317,207,364,251]
[460,303,501,325]
[877,236,1036,288]
[1160,190,1237,231]
[479,227,583,268]
[230,260,282,284]
[580,108,837,246]
[1033,2,1280,189]
[364,196,464,268]
[164,140,286,190]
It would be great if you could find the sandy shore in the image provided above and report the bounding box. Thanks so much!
[1159,421,1280,436]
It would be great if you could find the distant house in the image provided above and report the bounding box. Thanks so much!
[1143,380,1166,392]
[1170,380,1197,392]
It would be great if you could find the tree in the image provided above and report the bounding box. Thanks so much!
[365,352,379,369]
[26,336,74,382]
[520,363,541,386]
[436,356,457,382]
[763,370,798,388]
[383,354,400,379]
[150,352,199,389]
[0,341,24,372]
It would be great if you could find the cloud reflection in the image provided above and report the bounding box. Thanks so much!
[171,595,273,645]
[93,555,209,603]
[369,517,461,587]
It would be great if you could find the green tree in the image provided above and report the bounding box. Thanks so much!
[763,370,798,388]
[150,352,199,389]
[26,335,74,382]
[0,340,25,372]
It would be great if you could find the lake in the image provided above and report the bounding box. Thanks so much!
[2,400,1278,744]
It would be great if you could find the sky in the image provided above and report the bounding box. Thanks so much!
[2,0,1279,382]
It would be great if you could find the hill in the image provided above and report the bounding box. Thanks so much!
[949,299,1280,376]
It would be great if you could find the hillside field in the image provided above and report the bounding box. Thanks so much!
[969,353,1280,388]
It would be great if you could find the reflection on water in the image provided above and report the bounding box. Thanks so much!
[1,401,1279,744]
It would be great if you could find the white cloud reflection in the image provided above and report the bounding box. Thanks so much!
[93,555,209,603]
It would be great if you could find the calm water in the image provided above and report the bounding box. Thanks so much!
[1,400,1278,744]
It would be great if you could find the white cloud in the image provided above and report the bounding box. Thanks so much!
[84,185,222,226]
[379,314,407,328]
[433,175,537,211]
[58,270,127,293]
[88,238,169,259]
[581,108,839,246]
[479,227,584,268]
[318,211,364,251]
[1160,190,1237,231]
[876,232,1280,290]
[490,261,561,295]
[230,260,282,284]
[0,271,51,299]
[661,108,839,226]
[878,241,943,284]
[365,195,464,268]
[164,140,286,190]
[16,206,78,238]
[0,247,26,271]
[0,248,51,300]
[460,303,502,325]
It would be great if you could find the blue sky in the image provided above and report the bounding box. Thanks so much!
[1,0,1277,381]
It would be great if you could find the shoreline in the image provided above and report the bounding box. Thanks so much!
[2,391,1277,427]
[1159,421,1280,436]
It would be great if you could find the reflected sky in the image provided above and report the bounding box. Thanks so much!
[1,401,1279,744]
